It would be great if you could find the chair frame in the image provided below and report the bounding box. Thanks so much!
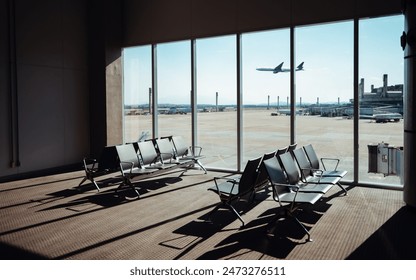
[78,146,119,191]
[116,144,158,198]
[170,136,207,174]
[292,148,347,195]
[207,157,262,227]
[303,144,348,178]
[263,156,323,242]
[278,152,334,194]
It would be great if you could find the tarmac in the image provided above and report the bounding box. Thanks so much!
[124,109,404,186]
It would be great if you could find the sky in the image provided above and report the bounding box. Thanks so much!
[123,15,404,106]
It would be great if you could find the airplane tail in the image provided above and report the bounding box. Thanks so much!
[296,62,304,71]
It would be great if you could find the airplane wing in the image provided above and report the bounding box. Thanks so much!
[273,62,284,73]
[256,62,284,74]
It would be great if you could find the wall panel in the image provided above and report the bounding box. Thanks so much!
[124,0,401,46]
[0,0,89,178]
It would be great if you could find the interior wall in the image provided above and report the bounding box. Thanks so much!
[0,0,13,177]
[87,0,123,155]
[0,0,90,178]
[123,0,401,47]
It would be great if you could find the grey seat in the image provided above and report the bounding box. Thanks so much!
[263,156,323,242]
[303,144,348,178]
[278,152,334,194]
[115,143,158,198]
[171,136,207,173]
[292,148,347,195]
[207,156,262,227]
[154,138,184,169]
[255,150,278,192]
[137,140,172,170]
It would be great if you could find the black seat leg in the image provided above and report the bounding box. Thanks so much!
[288,211,313,242]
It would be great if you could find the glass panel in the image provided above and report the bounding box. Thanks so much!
[296,21,354,181]
[123,46,152,143]
[359,15,404,186]
[156,41,192,141]
[196,35,237,170]
[241,29,290,165]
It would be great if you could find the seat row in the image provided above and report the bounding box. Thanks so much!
[207,143,348,242]
[78,136,206,197]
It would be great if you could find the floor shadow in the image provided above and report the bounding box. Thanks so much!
[160,191,271,259]
[132,176,182,191]
[347,205,416,260]
[38,190,130,211]
[36,176,185,211]
[197,206,324,260]
[0,241,48,260]
[73,176,123,193]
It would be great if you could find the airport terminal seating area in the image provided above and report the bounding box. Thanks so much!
[0,141,410,260]
[78,136,207,198]
[205,143,349,242]
[79,136,351,242]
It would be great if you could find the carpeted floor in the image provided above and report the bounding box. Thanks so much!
[0,168,415,260]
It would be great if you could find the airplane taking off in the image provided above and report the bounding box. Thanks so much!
[256,62,304,74]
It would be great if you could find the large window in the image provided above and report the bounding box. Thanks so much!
[241,29,291,165]
[359,15,404,186]
[196,35,237,170]
[156,41,192,140]
[295,21,354,182]
[122,14,404,187]
[123,46,152,142]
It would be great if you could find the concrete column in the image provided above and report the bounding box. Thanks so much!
[106,57,122,146]
[403,0,416,208]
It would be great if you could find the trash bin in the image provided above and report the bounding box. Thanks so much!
[368,143,404,177]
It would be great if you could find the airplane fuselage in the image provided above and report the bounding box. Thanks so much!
[256,62,304,74]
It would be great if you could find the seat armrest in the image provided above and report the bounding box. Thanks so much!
[271,182,300,208]
[271,182,299,192]
[213,176,238,184]
[189,146,203,157]
[213,176,238,195]
[119,161,135,176]
[83,157,98,172]
[320,157,340,171]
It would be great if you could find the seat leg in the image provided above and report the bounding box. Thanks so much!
[288,211,313,242]
[133,187,141,198]
[206,203,223,222]
[337,182,348,196]
[78,176,101,192]
[228,204,245,227]
[116,181,141,199]
[78,177,87,187]
[206,203,245,227]
[195,160,207,174]
[92,180,100,192]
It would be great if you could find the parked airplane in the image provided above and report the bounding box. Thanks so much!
[256,62,304,74]
[360,112,402,123]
